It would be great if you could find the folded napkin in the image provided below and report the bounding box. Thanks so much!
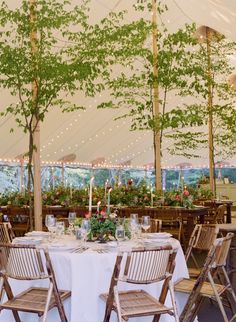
[26,231,50,237]
[13,237,43,245]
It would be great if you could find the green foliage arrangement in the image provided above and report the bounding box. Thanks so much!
[0,184,213,209]
[87,211,117,241]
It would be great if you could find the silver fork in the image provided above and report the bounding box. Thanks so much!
[97,249,109,253]
[71,246,88,253]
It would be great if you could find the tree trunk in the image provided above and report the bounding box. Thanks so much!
[206,27,216,197]
[30,0,42,230]
[33,118,42,230]
[152,0,162,191]
[27,131,34,231]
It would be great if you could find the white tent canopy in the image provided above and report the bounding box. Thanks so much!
[0,0,235,169]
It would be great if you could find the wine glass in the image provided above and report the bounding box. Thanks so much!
[45,215,56,240]
[81,219,90,232]
[81,219,90,241]
[129,214,139,239]
[130,214,139,226]
[68,212,77,235]
[75,227,87,243]
[141,216,151,233]
[56,221,65,238]
[68,212,77,225]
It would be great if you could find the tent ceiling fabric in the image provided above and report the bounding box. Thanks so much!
[0,0,236,168]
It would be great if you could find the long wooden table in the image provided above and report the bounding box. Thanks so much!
[0,205,208,239]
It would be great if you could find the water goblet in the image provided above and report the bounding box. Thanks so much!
[81,219,90,241]
[68,212,77,235]
[56,221,65,238]
[130,213,139,226]
[45,215,56,240]
[68,212,76,225]
[129,214,139,239]
[75,227,87,244]
[81,219,90,232]
[141,216,151,233]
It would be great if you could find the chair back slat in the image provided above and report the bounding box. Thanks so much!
[0,223,14,243]
[214,232,234,267]
[0,243,48,280]
[193,224,219,250]
[214,205,225,224]
[122,246,174,284]
[180,237,222,322]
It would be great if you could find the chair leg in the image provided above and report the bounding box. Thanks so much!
[2,276,21,322]
[0,276,5,303]
[113,286,123,322]
[168,280,179,322]
[42,282,53,322]
[207,272,229,322]
[221,267,236,316]
[187,296,204,322]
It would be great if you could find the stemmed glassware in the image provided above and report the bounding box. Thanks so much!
[45,214,57,240]
[56,221,65,238]
[68,212,77,235]
[141,216,151,233]
[80,219,90,242]
[129,214,139,239]
[130,214,139,226]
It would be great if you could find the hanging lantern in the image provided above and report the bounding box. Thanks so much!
[194,25,224,43]
[58,153,76,162]
[228,73,236,90]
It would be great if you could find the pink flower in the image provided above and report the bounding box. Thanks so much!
[100,210,107,217]
[127,179,133,186]
[183,190,190,196]
[85,212,91,219]
[175,194,181,200]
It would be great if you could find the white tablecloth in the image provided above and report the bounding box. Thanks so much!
[0,238,189,322]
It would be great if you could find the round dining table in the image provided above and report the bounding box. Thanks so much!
[0,234,192,322]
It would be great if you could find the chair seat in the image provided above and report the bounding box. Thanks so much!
[100,289,174,318]
[174,278,225,297]
[0,287,71,315]
[188,267,201,278]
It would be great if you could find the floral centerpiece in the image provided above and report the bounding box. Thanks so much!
[74,210,131,242]
[87,210,117,242]
[163,188,194,208]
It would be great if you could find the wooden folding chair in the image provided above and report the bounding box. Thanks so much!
[100,245,179,322]
[205,205,226,224]
[175,233,236,322]
[150,218,162,232]
[185,224,219,277]
[0,222,15,243]
[159,218,183,241]
[0,243,71,322]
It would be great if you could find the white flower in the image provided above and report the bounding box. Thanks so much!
[109,212,117,219]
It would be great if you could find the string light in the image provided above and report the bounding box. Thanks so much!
[0,157,235,171]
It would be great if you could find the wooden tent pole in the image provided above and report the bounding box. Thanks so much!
[152,0,162,191]
[30,0,42,230]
